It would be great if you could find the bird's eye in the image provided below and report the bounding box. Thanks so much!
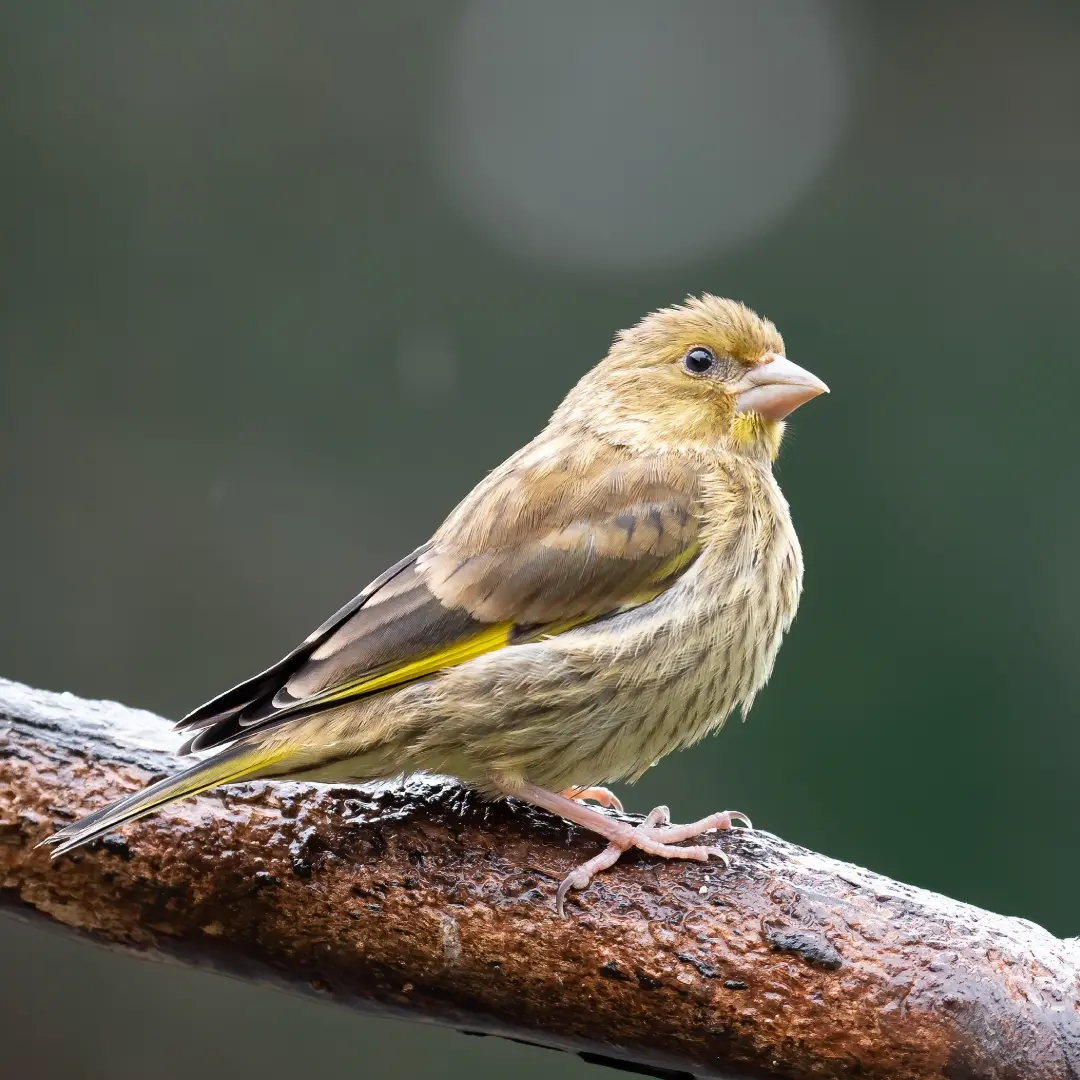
[683,347,716,375]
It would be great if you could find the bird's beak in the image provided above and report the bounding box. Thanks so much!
[733,354,829,420]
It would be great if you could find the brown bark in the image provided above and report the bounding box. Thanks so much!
[1,677,1078,1079]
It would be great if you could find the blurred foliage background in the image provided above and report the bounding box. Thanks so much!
[3,2,1079,1077]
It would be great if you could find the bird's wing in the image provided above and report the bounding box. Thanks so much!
[176,449,702,752]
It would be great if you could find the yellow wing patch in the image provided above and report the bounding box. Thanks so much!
[302,623,514,709]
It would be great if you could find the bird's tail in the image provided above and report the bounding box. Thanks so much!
[40,740,292,858]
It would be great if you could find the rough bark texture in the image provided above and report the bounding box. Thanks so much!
[1,677,1078,1080]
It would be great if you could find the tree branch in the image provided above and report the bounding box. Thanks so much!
[1,677,1077,1079]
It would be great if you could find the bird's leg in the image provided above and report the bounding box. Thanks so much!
[558,786,624,811]
[496,780,744,916]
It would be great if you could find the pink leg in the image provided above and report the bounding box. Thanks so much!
[497,780,750,916]
[559,786,624,812]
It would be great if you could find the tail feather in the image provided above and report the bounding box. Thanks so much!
[40,742,290,858]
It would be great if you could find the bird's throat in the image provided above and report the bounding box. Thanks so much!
[731,413,785,461]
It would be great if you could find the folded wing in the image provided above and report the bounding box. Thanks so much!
[176,447,702,753]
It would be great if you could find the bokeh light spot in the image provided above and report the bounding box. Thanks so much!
[435,0,853,273]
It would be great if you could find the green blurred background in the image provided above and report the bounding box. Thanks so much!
[3,2,1079,1076]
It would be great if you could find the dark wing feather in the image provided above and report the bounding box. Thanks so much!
[176,546,433,741]
[180,560,494,751]
[177,449,702,754]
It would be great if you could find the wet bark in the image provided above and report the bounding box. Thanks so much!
[1,677,1077,1080]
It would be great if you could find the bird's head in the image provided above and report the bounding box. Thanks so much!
[561,294,828,462]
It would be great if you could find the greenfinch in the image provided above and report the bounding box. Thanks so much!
[46,295,828,913]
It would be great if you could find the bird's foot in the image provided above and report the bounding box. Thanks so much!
[494,779,749,916]
[559,786,624,811]
[553,805,751,916]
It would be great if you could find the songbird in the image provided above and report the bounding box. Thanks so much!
[45,295,828,914]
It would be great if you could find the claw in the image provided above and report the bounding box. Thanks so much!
[556,868,590,916]
[559,786,624,812]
